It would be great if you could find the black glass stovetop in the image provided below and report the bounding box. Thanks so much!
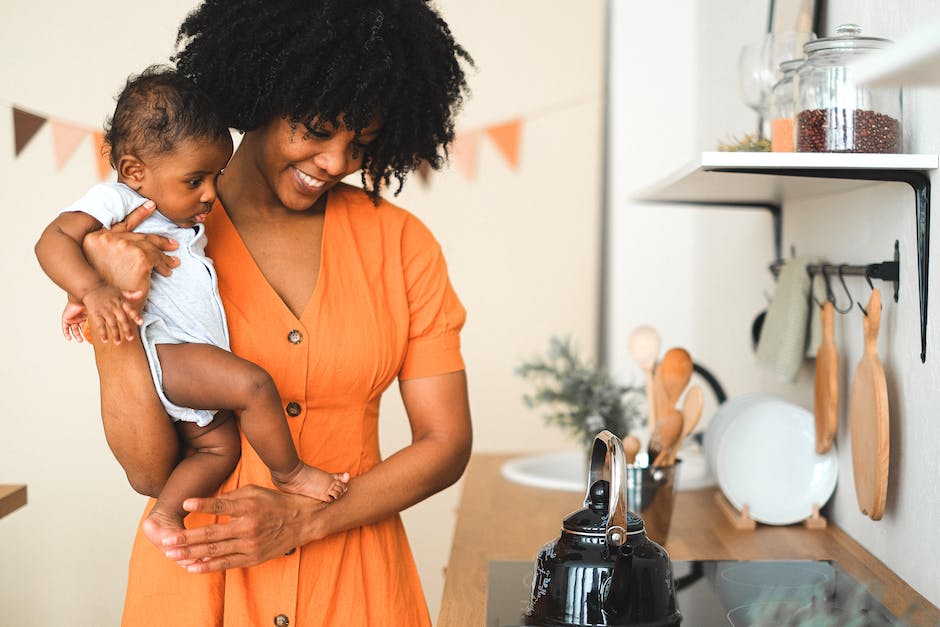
[486,559,909,626]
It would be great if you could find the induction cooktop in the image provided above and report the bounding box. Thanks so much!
[486,559,907,626]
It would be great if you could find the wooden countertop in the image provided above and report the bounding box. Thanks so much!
[437,454,939,627]
[0,484,27,520]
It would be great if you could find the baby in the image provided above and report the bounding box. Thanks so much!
[35,66,348,548]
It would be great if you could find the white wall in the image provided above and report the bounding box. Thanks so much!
[796,0,940,606]
[606,0,775,438]
[0,1,605,625]
[607,0,940,608]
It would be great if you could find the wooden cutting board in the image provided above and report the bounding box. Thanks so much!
[849,288,890,520]
[814,301,839,454]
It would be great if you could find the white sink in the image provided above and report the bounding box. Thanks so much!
[500,445,715,493]
[500,450,587,492]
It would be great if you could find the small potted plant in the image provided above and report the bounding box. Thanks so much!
[516,336,644,451]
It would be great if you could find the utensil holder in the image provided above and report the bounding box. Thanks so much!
[624,460,682,545]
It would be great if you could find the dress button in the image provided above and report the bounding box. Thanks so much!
[287,329,303,344]
[274,615,289,627]
[285,402,302,417]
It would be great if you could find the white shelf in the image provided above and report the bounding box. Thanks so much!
[854,18,940,87]
[636,152,939,206]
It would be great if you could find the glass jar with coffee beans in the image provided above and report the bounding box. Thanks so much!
[795,24,902,153]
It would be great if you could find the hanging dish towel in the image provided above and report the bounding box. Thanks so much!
[756,256,822,382]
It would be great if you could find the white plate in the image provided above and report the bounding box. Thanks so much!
[704,393,778,475]
[714,398,838,525]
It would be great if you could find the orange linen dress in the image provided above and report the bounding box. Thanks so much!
[121,183,466,627]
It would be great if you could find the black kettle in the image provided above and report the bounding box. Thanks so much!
[524,431,681,627]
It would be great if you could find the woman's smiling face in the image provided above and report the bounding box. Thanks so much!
[248,115,381,211]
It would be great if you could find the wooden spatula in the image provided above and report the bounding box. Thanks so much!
[849,288,890,520]
[678,384,704,446]
[814,301,839,454]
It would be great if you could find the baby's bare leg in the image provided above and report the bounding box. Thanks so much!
[156,342,348,501]
[143,414,241,547]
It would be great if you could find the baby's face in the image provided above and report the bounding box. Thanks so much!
[138,136,233,228]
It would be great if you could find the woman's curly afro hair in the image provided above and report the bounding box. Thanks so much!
[174,0,473,201]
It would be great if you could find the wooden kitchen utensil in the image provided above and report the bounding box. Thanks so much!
[656,348,694,422]
[677,385,704,452]
[623,435,641,465]
[849,288,889,520]
[652,408,683,467]
[814,301,839,454]
[628,326,661,433]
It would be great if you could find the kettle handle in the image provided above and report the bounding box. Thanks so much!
[587,430,630,548]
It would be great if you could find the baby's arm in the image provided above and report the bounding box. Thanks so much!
[35,211,143,343]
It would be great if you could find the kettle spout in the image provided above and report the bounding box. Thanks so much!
[602,544,634,618]
[602,542,681,626]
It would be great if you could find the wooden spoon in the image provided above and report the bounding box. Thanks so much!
[652,408,683,467]
[814,301,839,454]
[628,326,661,432]
[849,288,889,520]
[623,435,641,465]
[656,348,694,421]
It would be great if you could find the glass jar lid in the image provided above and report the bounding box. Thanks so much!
[779,58,804,75]
[803,24,892,53]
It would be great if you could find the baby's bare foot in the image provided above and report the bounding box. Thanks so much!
[143,508,185,550]
[274,464,350,502]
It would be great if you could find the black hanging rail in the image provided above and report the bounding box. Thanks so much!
[769,242,901,304]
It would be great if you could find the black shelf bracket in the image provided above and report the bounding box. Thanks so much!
[711,167,930,363]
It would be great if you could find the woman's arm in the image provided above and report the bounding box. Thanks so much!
[82,203,184,495]
[162,369,472,572]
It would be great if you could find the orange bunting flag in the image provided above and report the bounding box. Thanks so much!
[92,131,112,181]
[451,131,479,182]
[484,119,522,169]
[13,106,47,156]
[51,120,88,170]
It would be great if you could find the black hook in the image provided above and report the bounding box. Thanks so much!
[856,267,876,316]
[832,265,854,314]
[817,265,835,307]
[809,270,825,308]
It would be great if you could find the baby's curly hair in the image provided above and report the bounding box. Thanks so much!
[104,65,231,167]
[174,0,473,201]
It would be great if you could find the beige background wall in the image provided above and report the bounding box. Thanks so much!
[0,1,604,625]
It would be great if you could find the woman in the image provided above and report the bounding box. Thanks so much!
[84,1,474,625]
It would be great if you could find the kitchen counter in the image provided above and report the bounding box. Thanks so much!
[437,454,939,626]
[0,484,27,520]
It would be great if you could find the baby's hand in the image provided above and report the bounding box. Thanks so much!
[82,285,145,344]
[61,301,88,342]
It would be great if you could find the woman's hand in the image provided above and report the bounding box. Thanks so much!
[160,485,331,573]
[82,200,180,294]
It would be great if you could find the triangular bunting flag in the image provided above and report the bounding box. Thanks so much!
[92,131,112,181]
[451,131,479,182]
[484,119,522,169]
[416,160,433,187]
[51,120,88,170]
[13,106,47,156]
